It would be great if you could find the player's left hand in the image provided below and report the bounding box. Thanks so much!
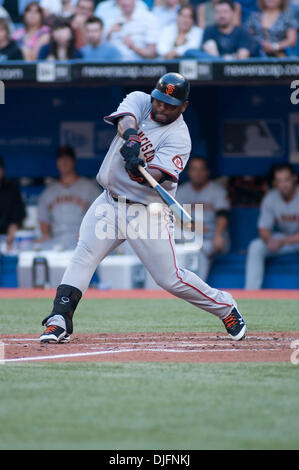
[267,237,285,252]
[120,129,141,161]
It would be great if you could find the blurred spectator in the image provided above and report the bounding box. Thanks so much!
[0,4,14,33]
[0,18,23,60]
[201,0,251,58]
[157,5,203,58]
[245,163,299,289]
[41,0,77,19]
[105,0,158,60]
[38,20,83,59]
[70,0,95,48]
[197,0,241,28]
[94,0,148,30]
[0,156,26,252]
[12,2,50,61]
[36,146,100,251]
[80,16,122,59]
[152,0,181,29]
[176,157,231,282]
[245,0,297,57]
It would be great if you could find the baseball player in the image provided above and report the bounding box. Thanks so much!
[39,73,246,344]
[176,157,230,282]
[37,146,101,251]
[245,163,299,289]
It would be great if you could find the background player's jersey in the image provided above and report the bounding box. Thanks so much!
[38,177,100,239]
[258,186,299,235]
[176,181,230,240]
[97,91,191,205]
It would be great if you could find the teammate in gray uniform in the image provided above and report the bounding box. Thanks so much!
[37,146,100,251]
[176,157,230,282]
[245,163,299,289]
[39,73,246,344]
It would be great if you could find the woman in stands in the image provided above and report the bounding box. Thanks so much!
[12,1,50,61]
[157,5,203,58]
[245,0,297,57]
[38,20,83,60]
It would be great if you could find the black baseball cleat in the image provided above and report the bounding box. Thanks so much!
[223,307,247,341]
[40,325,70,344]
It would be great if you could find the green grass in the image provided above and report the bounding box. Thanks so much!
[1,298,299,334]
[0,297,299,450]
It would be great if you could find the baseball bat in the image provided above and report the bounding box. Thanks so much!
[138,165,193,225]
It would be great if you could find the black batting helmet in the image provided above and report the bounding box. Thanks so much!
[151,73,190,106]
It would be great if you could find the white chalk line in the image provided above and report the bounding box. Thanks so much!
[3,346,287,363]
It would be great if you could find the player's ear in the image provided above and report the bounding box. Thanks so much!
[181,100,189,113]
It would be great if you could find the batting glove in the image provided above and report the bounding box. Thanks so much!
[120,128,141,161]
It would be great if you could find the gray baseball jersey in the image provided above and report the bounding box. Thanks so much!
[258,186,299,235]
[176,180,230,240]
[38,177,101,239]
[96,91,192,204]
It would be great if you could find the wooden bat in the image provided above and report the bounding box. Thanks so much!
[138,165,193,226]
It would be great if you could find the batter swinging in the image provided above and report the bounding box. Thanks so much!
[40,73,246,344]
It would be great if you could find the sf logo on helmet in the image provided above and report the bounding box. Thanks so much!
[165,84,175,95]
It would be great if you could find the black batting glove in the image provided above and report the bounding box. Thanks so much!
[120,128,141,161]
[125,156,146,183]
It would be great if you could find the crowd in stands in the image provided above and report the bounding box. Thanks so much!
[0,0,298,61]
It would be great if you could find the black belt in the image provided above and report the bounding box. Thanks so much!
[111,195,147,206]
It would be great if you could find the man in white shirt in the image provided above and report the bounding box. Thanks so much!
[95,0,148,28]
[105,0,158,60]
[40,0,77,18]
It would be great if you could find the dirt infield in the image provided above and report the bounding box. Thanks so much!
[2,331,298,363]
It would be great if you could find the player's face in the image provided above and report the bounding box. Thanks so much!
[151,98,188,125]
[57,156,76,176]
[274,170,297,199]
[188,159,210,186]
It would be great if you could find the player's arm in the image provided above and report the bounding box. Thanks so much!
[276,232,299,246]
[213,210,229,253]
[258,227,272,243]
[39,221,52,241]
[117,115,164,183]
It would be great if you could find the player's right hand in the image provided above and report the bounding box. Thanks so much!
[120,128,141,161]
[125,156,146,183]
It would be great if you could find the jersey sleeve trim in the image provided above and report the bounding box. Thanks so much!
[103,112,137,126]
[147,164,178,183]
